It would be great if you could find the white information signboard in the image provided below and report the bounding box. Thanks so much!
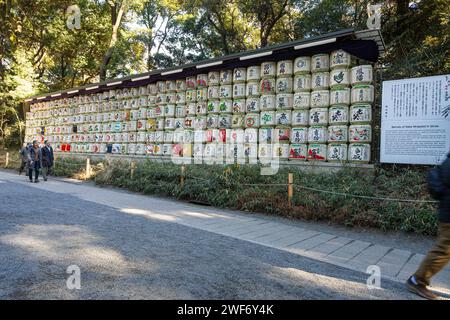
[381,74,450,165]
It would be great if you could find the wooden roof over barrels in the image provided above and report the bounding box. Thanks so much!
[24,28,385,104]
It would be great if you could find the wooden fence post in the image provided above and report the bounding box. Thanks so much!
[5,152,9,168]
[130,161,136,179]
[288,173,293,207]
[86,158,91,180]
[180,165,185,188]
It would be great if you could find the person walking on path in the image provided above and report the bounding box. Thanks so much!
[407,152,450,300]
[18,143,31,175]
[28,140,42,183]
[41,140,54,181]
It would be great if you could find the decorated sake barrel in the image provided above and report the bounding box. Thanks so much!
[173,129,184,143]
[307,143,327,161]
[155,131,164,143]
[308,126,328,143]
[183,130,194,143]
[148,84,158,95]
[164,104,175,117]
[194,130,205,144]
[186,76,196,90]
[131,87,140,97]
[327,143,348,162]
[294,74,311,92]
[185,90,196,102]
[289,144,307,160]
[231,114,245,128]
[328,125,348,142]
[226,143,245,160]
[273,144,290,160]
[219,85,232,99]
[219,99,233,113]
[208,86,220,100]
[136,143,146,155]
[244,128,258,143]
[330,49,351,69]
[228,129,245,144]
[233,68,246,83]
[176,79,186,92]
[244,143,258,162]
[156,93,166,105]
[112,143,121,154]
[153,143,163,156]
[205,129,218,143]
[164,131,174,143]
[245,113,260,128]
[276,93,294,110]
[259,111,275,127]
[197,87,208,101]
[233,83,246,98]
[206,114,219,128]
[166,80,176,92]
[311,54,330,72]
[258,144,273,160]
[194,116,207,130]
[137,119,147,131]
[148,95,156,107]
[154,105,165,117]
[260,94,276,111]
[174,118,184,130]
[203,143,217,159]
[260,78,276,94]
[330,87,350,106]
[330,68,350,88]
[164,118,175,130]
[218,114,232,128]
[290,127,308,143]
[165,93,176,104]
[147,106,157,119]
[351,85,374,104]
[274,127,291,143]
[310,90,330,108]
[146,143,154,155]
[247,66,261,81]
[349,124,372,143]
[196,102,207,115]
[293,92,310,109]
[350,104,372,124]
[309,107,328,125]
[276,60,293,77]
[259,127,274,143]
[275,111,292,126]
[276,77,293,94]
[147,119,156,131]
[162,143,173,156]
[128,120,138,132]
[261,61,276,79]
[175,92,186,105]
[184,116,195,129]
[348,143,370,163]
[311,72,330,90]
[128,143,136,155]
[207,100,220,114]
[350,65,373,85]
[197,74,208,87]
[175,105,185,118]
[291,110,309,126]
[220,70,232,84]
[246,81,260,97]
[329,106,349,125]
[156,81,166,93]
[208,71,220,85]
[155,117,165,130]
[245,98,260,113]
[185,103,196,116]
[139,95,148,108]
[294,56,311,74]
[231,99,245,114]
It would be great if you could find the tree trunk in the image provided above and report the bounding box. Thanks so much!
[99,1,127,81]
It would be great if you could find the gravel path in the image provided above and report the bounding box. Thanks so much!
[0,175,422,299]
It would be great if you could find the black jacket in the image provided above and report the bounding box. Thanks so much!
[428,152,450,223]
[41,146,54,167]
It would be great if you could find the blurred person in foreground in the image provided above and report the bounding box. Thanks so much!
[28,140,42,183]
[407,151,450,299]
[41,140,54,181]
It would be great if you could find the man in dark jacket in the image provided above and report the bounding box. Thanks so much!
[41,140,54,181]
[28,140,42,183]
[407,152,450,299]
